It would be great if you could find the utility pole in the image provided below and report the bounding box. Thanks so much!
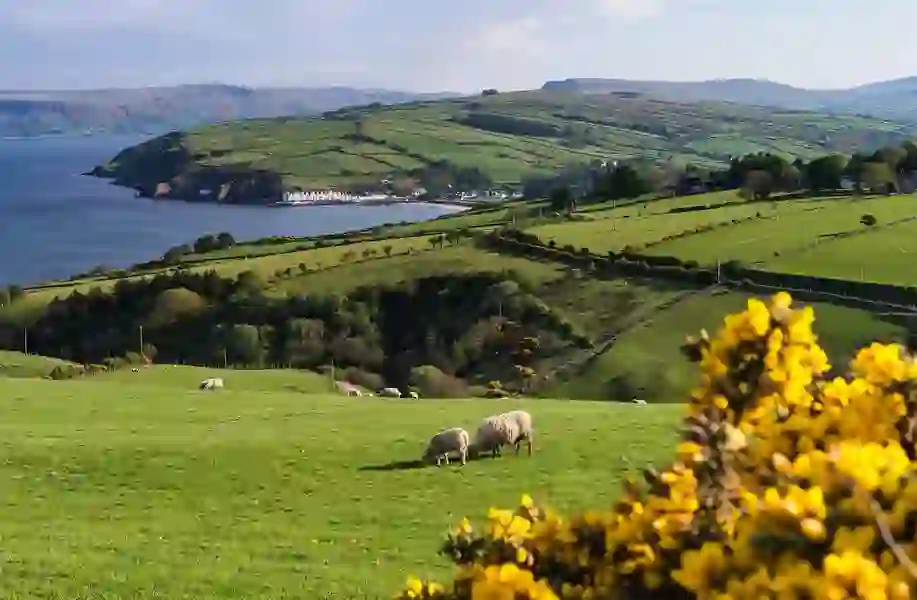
[23,328,28,355]
[139,325,144,355]
[715,260,721,284]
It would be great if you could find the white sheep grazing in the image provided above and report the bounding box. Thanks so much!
[409,391,420,399]
[423,427,470,466]
[380,387,402,398]
[631,398,647,406]
[199,377,225,390]
[471,410,534,459]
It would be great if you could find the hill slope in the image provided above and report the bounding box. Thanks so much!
[542,76,917,120]
[91,90,917,204]
[0,84,456,138]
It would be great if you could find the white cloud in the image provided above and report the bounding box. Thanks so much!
[596,0,664,20]
[473,17,548,58]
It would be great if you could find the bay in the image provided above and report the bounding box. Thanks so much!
[0,135,464,286]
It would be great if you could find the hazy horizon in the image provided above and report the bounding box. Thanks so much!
[1,0,915,93]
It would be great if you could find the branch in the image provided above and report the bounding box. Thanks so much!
[867,494,917,580]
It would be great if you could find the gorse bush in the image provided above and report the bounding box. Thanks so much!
[395,292,917,600]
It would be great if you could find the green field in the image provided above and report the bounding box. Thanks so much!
[644,195,917,265]
[764,216,917,285]
[0,376,680,599]
[95,91,917,193]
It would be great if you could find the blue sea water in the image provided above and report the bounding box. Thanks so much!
[0,135,465,286]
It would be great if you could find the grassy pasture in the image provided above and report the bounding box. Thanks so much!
[764,217,917,286]
[0,377,680,599]
[644,195,917,265]
[273,245,568,296]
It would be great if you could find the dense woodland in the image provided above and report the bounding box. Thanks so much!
[0,270,588,395]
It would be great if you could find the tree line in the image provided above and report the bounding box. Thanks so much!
[0,269,588,396]
[534,140,917,212]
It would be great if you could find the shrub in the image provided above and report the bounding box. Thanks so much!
[393,292,917,600]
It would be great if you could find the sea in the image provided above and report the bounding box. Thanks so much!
[0,135,466,286]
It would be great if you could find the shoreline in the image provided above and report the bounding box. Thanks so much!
[87,173,483,211]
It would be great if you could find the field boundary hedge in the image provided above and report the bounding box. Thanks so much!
[482,230,917,312]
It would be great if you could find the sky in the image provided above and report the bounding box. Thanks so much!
[1,0,916,92]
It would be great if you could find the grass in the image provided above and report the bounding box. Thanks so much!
[547,288,907,401]
[643,195,917,265]
[93,364,336,394]
[97,91,917,193]
[0,377,681,599]
[764,217,917,285]
[0,350,82,378]
[530,201,767,254]
[273,245,567,296]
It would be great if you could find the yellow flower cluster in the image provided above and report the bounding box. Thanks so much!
[393,292,917,600]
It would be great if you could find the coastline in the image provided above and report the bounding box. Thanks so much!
[87,172,482,211]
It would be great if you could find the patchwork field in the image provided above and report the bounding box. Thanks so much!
[0,376,680,599]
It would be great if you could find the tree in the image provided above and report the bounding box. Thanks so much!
[741,170,774,200]
[193,234,219,254]
[482,88,499,96]
[145,287,206,328]
[383,245,394,257]
[221,323,264,367]
[862,161,897,194]
[844,152,868,193]
[860,213,877,227]
[805,155,846,192]
[215,232,236,249]
[548,186,576,214]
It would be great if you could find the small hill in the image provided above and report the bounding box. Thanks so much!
[0,84,457,138]
[90,90,917,204]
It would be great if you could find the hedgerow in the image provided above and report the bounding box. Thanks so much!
[394,291,917,600]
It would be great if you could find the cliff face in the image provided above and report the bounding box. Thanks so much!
[89,132,285,205]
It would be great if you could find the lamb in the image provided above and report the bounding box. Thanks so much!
[630,398,647,406]
[380,387,402,398]
[409,391,420,399]
[470,409,534,459]
[423,427,470,466]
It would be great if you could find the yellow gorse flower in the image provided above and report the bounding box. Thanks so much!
[395,292,917,600]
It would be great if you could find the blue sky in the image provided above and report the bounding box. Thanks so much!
[1,0,915,92]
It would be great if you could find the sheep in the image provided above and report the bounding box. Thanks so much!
[423,427,470,466]
[380,387,402,398]
[470,410,534,459]
[131,367,140,373]
[408,391,420,399]
[199,377,224,390]
[347,388,363,397]
[630,397,647,406]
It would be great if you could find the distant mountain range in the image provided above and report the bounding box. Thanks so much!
[541,77,917,120]
[0,84,458,138]
[7,76,917,139]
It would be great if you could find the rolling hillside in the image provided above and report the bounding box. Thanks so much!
[91,90,917,204]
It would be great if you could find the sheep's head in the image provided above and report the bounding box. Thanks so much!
[422,445,438,463]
